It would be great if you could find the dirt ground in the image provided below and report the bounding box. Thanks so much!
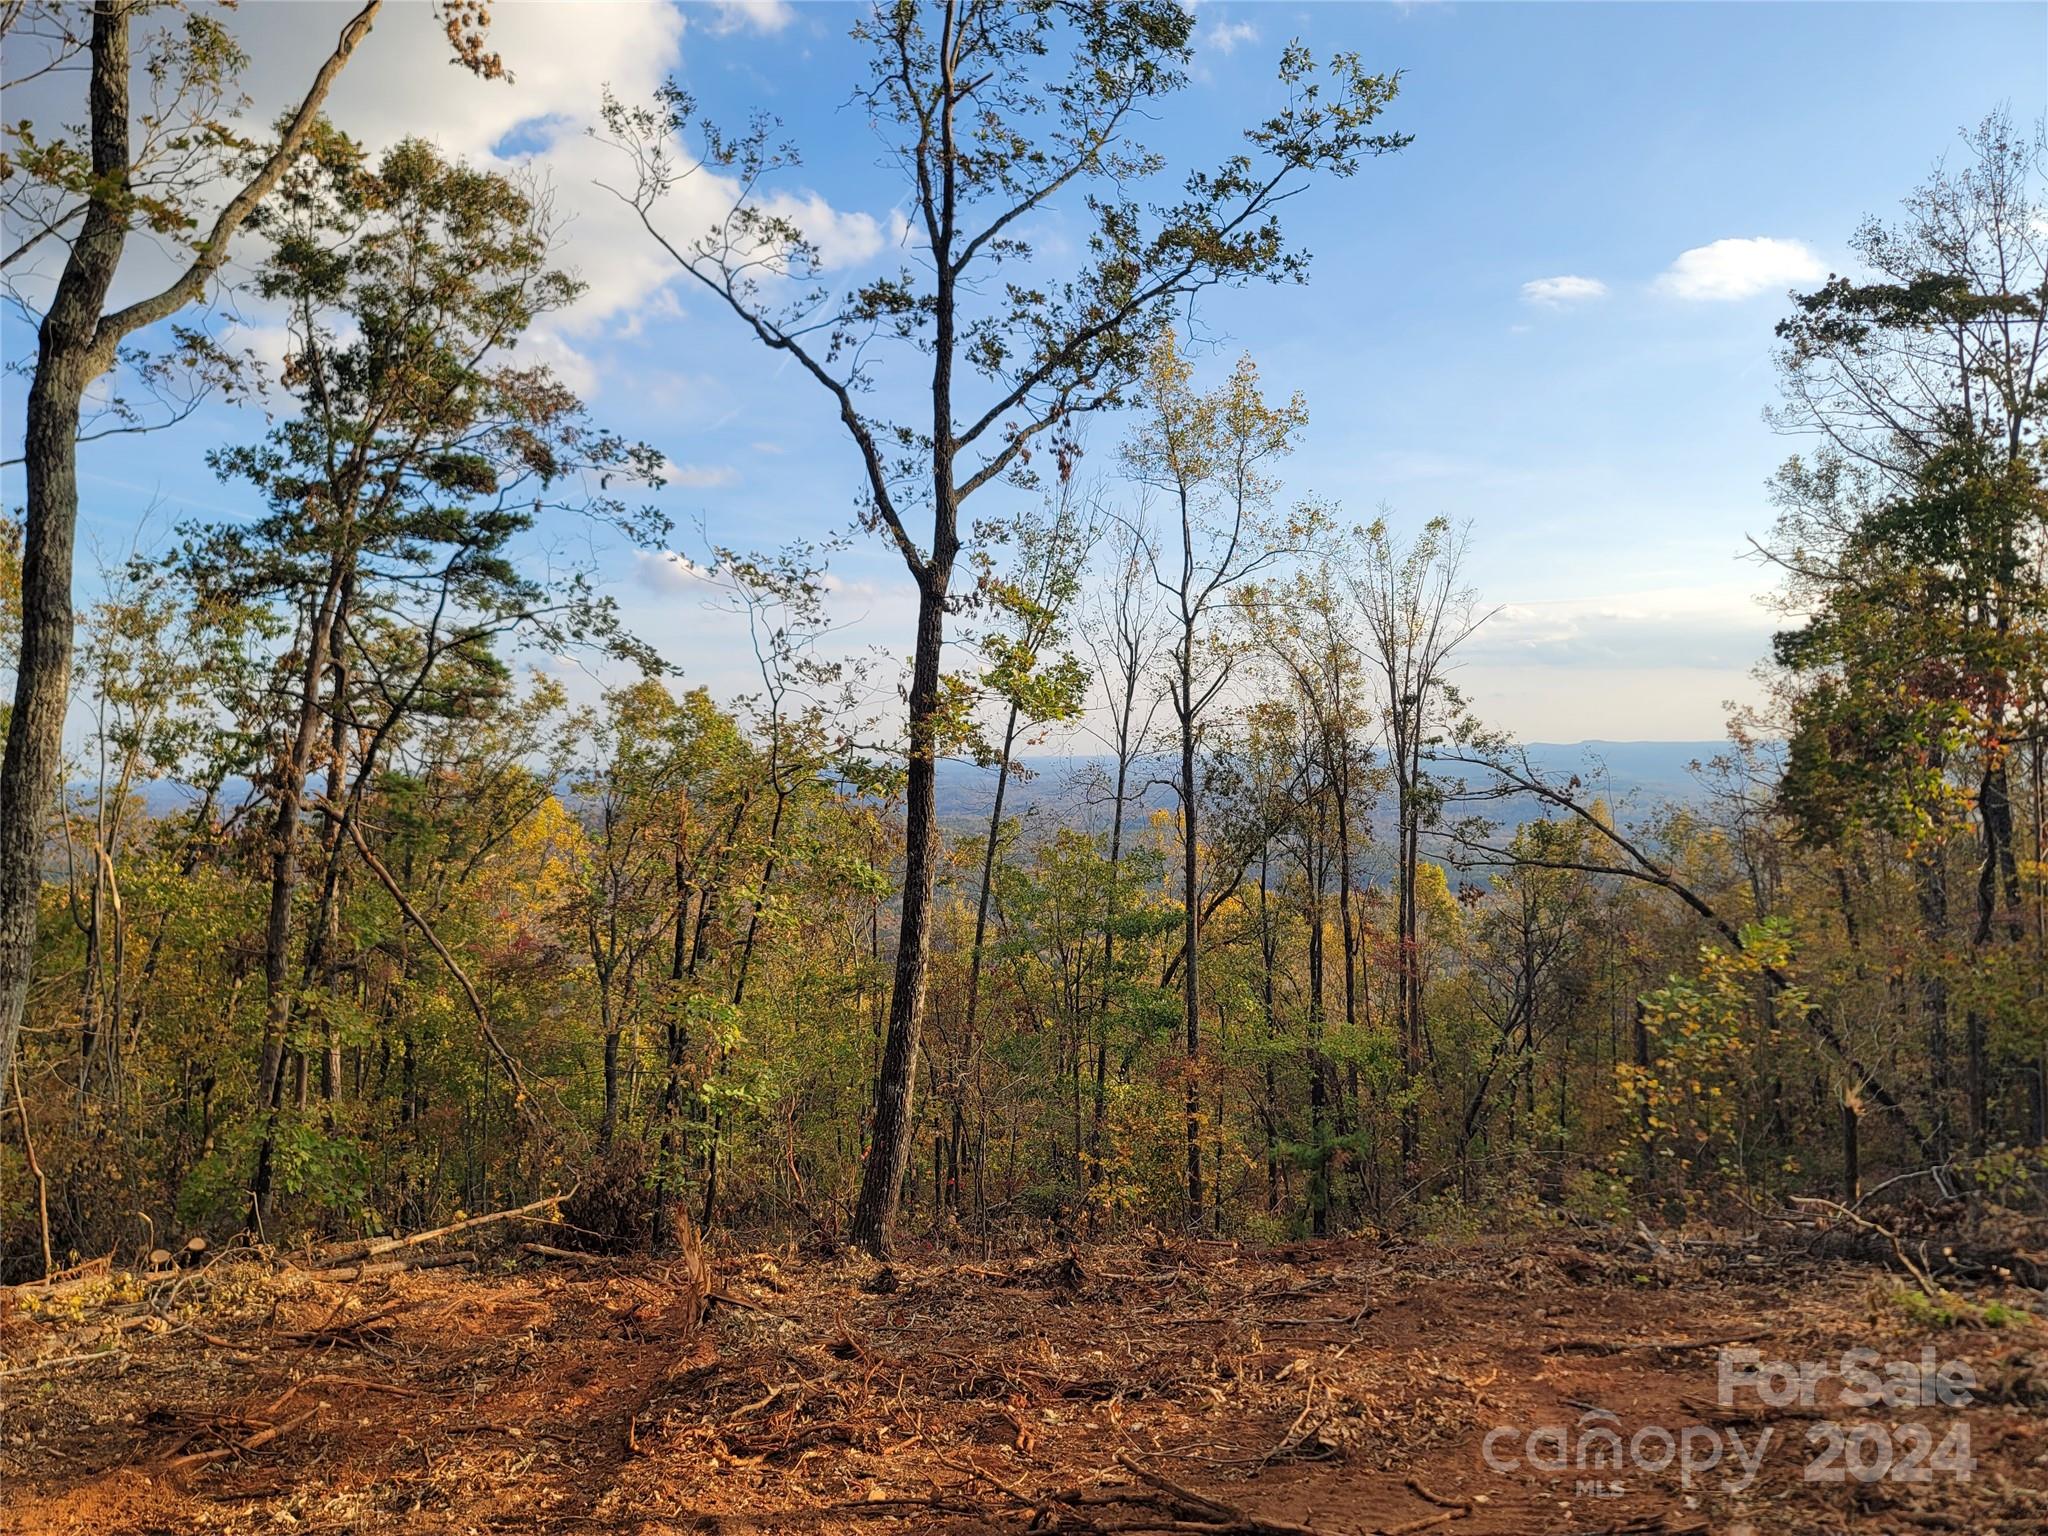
[3,1229,2045,1536]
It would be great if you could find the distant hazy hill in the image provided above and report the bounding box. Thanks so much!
[115,741,1734,835]
[933,741,1733,831]
[1512,740,1732,806]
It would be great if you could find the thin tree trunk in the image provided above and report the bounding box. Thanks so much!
[963,704,1021,1035]
[733,784,789,1007]
[1257,847,1278,1214]
[1091,666,1141,1197]
[1334,749,1358,1033]
[1916,848,1952,1159]
[850,575,950,1254]
[1969,744,2023,1151]
[1306,823,1329,1238]
[1179,657,1203,1221]
[1395,764,1418,1174]
[250,567,350,1221]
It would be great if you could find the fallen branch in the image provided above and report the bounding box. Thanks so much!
[935,1452,1344,1536]
[1789,1196,1942,1299]
[1257,1375,1336,1465]
[309,1251,477,1283]
[1403,1479,1471,1512]
[315,1193,569,1268]
[279,1305,403,1345]
[1261,1307,1374,1328]
[1678,1391,1824,1425]
[1113,1452,1335,1536]
[4,1254,113,1301]
[730,1381,798,1420]
[264,1374,423,1415]
[709,1287,779,1315]
[519,1241,592,1262]
[164,1405,321,1471]
[0,1347,129,1379]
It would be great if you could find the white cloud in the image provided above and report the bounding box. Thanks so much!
[1466,664,1756,743]
[761,190,887,271]
[660,461,739,490]
[1468,584,1775,669]
[634,548,713,592]
[1203,19,1259,54]
[225,321,297,389]
[821,571,889,605]
[1520,274,1607,308]
[1654,237,1826,302]
[611,288,686,342]
[697,1,797,37]
[7,3,884,386]
[515,328,599,399]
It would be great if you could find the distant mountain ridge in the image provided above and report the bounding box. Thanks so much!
[110,741,1737,831]
[932,741,1736,829]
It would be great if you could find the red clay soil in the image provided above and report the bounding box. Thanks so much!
[2,1232,2044,1535]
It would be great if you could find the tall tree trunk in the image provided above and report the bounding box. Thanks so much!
[305,649,351,1105]
[849,574,950,1254]
[250,569,350,1222]
[1178,660,1203,1222]
[952,702,1022,1217]
[0,5,130,1118]
[1403,732,1427,1176]
[1633,997,1654,1200]
[963,704,1021,1036]
[1395,762,1419,1176]
[599,985,621,1150]
[1334,749,1358,1031]
[1968,745,2023,1151]
[1916,847,1952,1159]
[732,786,788,1007]
[848,19,965,1248]
[0,0,381,1114]
[256,569,348,1110]
[655,808,697,1203]
[1306,826,1329,1238]
[1259,848,1279,1213]
[1091,666,1142,1197]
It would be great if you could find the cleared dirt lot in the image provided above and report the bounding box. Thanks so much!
[3,1231,2044,1534]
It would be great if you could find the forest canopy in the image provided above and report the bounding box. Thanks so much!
[1,3,2044,1283]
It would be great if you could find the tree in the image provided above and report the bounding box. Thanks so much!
[1457,819,1593,1178]
[1347,516,1486,1180]
[1252,536,1380,1177]
[1079,513,1167,1188]
[173,135,661,1220]
[573,682,686,1151]
[1126,334,1310,1222]
[1767,109,2048,1153]
[0,0,409,1113]
[1441,736,1939,1165]
[692,536,871,1225]
[600,1,1407,1252]
[701,536,869,1012]
[944,490,1096,1214]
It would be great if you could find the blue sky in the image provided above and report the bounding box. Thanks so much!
[7,1,2046,746]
